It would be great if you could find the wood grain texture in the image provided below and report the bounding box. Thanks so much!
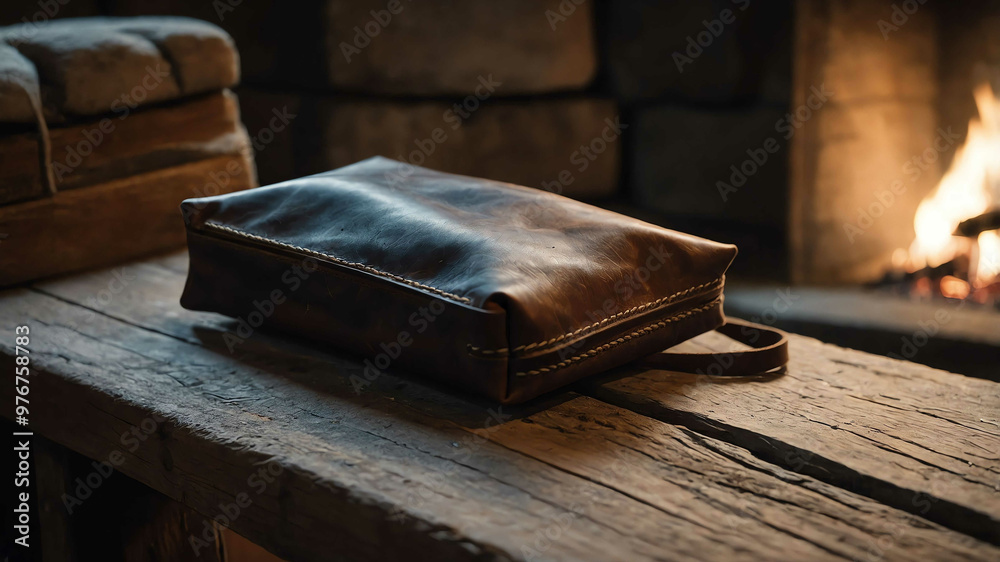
[1,89,248,201]
[220,529,285,562]
[723,284,1000,381]
[48,90,250,192]
[0,126,47,205]
[33,436,81,562]
[31,434,224,561]
[0,152,255,287]
[119,487,225,562]
[0,254,995,560]
[587,329,1000,544]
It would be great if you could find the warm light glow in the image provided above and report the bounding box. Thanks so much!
[940,275,971,300]
[977,230,1000,282]
[907,83,1000,287]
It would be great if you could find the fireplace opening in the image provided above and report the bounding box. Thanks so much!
[723,0,1000,380]
[880,83,1000,308]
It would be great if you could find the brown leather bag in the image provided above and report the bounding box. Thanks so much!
[180,157,787,404]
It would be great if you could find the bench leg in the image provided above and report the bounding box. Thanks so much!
[32,435,225,562]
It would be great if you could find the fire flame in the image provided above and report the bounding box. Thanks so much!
[907,83,1000,288]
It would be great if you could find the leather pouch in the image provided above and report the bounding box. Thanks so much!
[180,157,786,404]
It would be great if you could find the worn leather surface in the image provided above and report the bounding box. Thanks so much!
[181,157,738,403]
[640,318,789,376]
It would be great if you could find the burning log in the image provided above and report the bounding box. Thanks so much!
[954,209,1000,237]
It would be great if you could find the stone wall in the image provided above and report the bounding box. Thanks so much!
[1,0,794,208]
[103,0,622,198]
[789,0,940,284]
[71,0,790,210]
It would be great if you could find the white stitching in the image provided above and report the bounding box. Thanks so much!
[201,222,472,304]
[468,277,722,357]
[514,298,721,377]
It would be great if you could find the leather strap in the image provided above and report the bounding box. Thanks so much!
[637,318,789,376]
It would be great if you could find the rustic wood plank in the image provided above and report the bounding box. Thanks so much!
[488,396,994,561]
[727,286,1000,350]
[47,90,249,192]
[723,284,1000,381]
[586,329,1000,544]
[30,433,224,561]
[3,254,997,560]
[0,126,47,206]
[0,41,54,206]
[119,485,225,562]
[0,153,255,287]
[220,529,285,562]
[1,90,248,204]
[33,436,80,562]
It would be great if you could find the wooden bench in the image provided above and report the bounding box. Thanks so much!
[2,251,998,561]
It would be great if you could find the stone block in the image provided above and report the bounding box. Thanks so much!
[111,0,597,95]
[631,104,788,229]
[797,0,936,105]
[796,102,940,284]
[239,89,621,198]
[606,0,792,103]
[790,0,940,284]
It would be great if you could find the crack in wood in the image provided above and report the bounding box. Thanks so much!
[0,254,997,560]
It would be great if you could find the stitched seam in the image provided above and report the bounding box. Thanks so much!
[514,298,721,377]
[201,222,472,304]
[468,277,722,357]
